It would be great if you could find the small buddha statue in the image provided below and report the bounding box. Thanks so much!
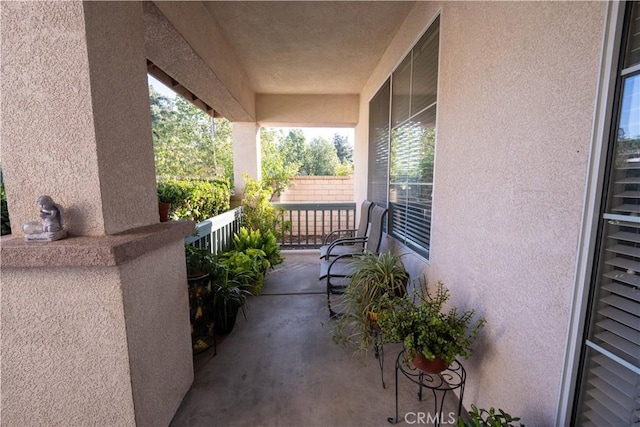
[23,195,67,242]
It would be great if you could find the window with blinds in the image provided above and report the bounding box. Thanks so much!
[388,16,439,258]
[368,80,391,208]
[573,2,640,425]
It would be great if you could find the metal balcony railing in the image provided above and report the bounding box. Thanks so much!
[185,207,243,254]
[274,202,357,249]
[185,202,356,252]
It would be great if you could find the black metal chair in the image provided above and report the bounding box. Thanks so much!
[319,200,374,260]
[319,204,388,317]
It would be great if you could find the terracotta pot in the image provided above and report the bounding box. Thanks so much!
[158,202,171,222]
[412,353,449,373]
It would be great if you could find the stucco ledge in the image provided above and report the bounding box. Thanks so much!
[0,221,195,268]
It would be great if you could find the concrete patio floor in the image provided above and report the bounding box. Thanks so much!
[171,251,461,427]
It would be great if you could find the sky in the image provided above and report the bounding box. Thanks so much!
[148,75,354,143]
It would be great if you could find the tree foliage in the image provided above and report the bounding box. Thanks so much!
[260,129,300,199]
[303,137,341,176]
[150,82,353,194]
[281,129,307,168]
[149,85,233,183]
[333,133,353,164]
[240,175,289,239]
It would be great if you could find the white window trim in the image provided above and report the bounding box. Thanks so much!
[556,2,626,424]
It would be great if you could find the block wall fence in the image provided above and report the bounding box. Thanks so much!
[276,174,355,240]
[277,174,354,203]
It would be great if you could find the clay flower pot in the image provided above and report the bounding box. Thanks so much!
[412,353,449,374]
[158,202,171,222]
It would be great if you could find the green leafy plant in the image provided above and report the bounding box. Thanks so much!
[377,280,486,367]
[217,248,270,295]
[156,178,230,223]
[157,180,181,204]
[347,252,409,317]
[184,244,215,277]
[332,251,409,351]
[233,227,283,268]
[1,183,11,236]
[241,175,290,239]
[260,129,300,199]
[150,87,234,183]
[209,263,252,334]
[458,405,523,427]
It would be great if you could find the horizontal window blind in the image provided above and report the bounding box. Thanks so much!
[624,1,640,69]
[411,20,440,115]
[391,55,412,127]
[389,107,436,256]
[368,80,391,208]
[388,16,439,259]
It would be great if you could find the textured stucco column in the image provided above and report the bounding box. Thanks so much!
[1,3,194,426]
[232,122,261,199]
[1,1,158,237]
[1,223,195,426]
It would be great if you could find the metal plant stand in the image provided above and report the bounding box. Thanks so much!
[370,326,385,388]
[388,349,465,426]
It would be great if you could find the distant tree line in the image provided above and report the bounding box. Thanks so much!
[149,84,354,196]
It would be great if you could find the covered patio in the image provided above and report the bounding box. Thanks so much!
[171,251,459,426]
[3,1,635,426]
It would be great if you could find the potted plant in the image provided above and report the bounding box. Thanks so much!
[209,264,251,334]
[377,280,486,373]
[157,180,179,222]
[332,251,409,351]
[458,404,524,427]
[185,244,214,279]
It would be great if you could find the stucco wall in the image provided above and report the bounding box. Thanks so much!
[256,94,359,127]
[1,1,106,236]
[146,1,255,121]
[1,1,158,236]
[83,1,159,235]
[120,240,193,427]
[1,239,193,426]
[357,1,607,422]
[1,266,136,426]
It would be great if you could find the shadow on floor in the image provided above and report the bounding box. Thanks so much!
[171,251,461,427]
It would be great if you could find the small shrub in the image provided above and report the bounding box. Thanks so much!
[217,248,270,295]
[234,227,283,268]
[184,244,215,277]
[458,405,523,427]
[241,175,290,239]
[157,178,230,223]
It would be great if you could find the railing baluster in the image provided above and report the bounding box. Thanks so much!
[313,209,317,246]
[268,203,355,249]
[304,209,309,246]
[185,203,357,250]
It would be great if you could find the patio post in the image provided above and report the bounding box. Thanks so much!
[1,2,193,425]
[231,122,261,200]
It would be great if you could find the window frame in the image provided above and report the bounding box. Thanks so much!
[383,13,441,260]
[557,2,635,424]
